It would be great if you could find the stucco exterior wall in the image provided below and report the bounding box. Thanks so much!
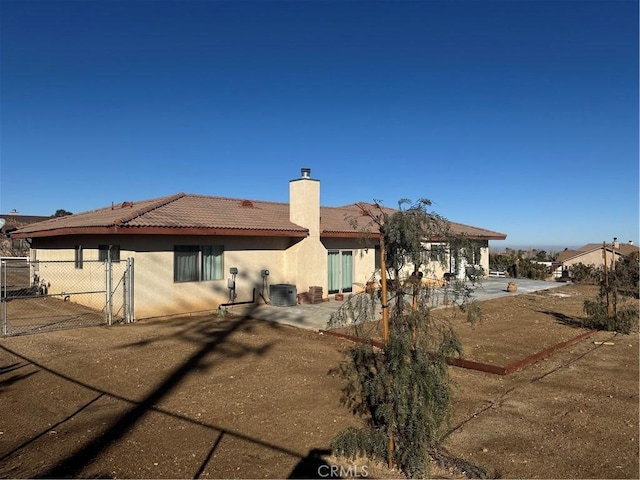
[30,236,131,312]
[27,233,493,320]
[132,235,293,318]
[32,234,293,319]
[286,174,327,292]
[562,249,623,270]
[285,237,328,292]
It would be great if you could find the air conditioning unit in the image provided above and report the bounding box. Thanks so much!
[269,284,297,307]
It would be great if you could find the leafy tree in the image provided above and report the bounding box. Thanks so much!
[53,209,73,217]
[534,250,548,262]
[570,263,602,284]
[614,251,639,299]
[489,252,511,272]
[328,199,482,477]
[517,258,550,280]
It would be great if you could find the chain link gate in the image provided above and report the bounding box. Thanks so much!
[1,257,134,336]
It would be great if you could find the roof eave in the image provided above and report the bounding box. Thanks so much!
[319,231,507,240]
[321,231,381,239]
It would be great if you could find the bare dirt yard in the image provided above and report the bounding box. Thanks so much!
[0,283,637,479]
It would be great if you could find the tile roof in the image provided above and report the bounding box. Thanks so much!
[556,242,639,263]
[555,250,581,263]
[617,243,640,256]
[12,193,307,238]
[0,214,51,234]
[576,243,639,256]
[12,193,507,240]
[320,202,506,239]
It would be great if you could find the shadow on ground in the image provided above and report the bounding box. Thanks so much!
[537,309,586,329]
[0,301,335,478]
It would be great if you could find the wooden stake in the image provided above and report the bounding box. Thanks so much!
[411,265,418,346]
[380,231,389,344]
[603,241,612,318]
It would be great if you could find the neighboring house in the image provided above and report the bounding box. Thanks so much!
[12,169,506,319]
[553,241,639,278]
[0,212,51,257]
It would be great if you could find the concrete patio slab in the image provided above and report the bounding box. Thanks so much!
[226,278,568,331]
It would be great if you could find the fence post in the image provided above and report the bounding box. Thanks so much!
[129,258,135,323]
[106,255,113,326]
[123,257,134,323]
[1,260,6,336]
[123,260,128,323]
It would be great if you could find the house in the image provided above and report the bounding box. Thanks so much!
[0,212,51,257]
[11,169,506,320]
[553,240,639,278]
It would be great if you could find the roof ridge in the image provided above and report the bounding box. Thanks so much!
[115,193,186,225]
[184,193,289,207]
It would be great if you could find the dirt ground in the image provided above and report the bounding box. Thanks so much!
[0,283,637,479]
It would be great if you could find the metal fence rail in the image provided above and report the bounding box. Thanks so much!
[1,257,134,336]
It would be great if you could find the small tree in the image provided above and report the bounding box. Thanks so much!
[328,199,482,477]
[53,209,73,217]
[570,263,602,284]
[582,252,639,334]
[615,251,639,299]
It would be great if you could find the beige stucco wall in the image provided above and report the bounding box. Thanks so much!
[131,235,294,318]
[286,175,327,291]
[285,237,327,292]
[562,249,623,270]
[29,233,493,320]
[32,234,292,319]
[30,236,132,312]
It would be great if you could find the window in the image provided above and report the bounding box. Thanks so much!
[99,245,121,262]
[74,245,83,269]
[10,238,29,253]
[430,244,447,262]
[174,245,223,282]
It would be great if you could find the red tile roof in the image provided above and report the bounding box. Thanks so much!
[12,193,507,240]
[0,214,51,234]
[320,202,506,239]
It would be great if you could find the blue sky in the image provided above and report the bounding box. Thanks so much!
[1,0,638,249]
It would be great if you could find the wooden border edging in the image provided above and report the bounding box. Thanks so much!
[318,329,598,376]
[502,329,597,375]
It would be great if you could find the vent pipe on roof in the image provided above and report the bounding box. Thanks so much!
[301,168,311,179]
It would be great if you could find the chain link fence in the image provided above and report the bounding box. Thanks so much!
[1,257,134,336]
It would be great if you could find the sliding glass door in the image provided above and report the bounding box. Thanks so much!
[328,250,353,294]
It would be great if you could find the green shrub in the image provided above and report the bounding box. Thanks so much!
[583,300,638,334]
[580,253,640,334]
[614,252,639,298]
[570,263,602,284]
